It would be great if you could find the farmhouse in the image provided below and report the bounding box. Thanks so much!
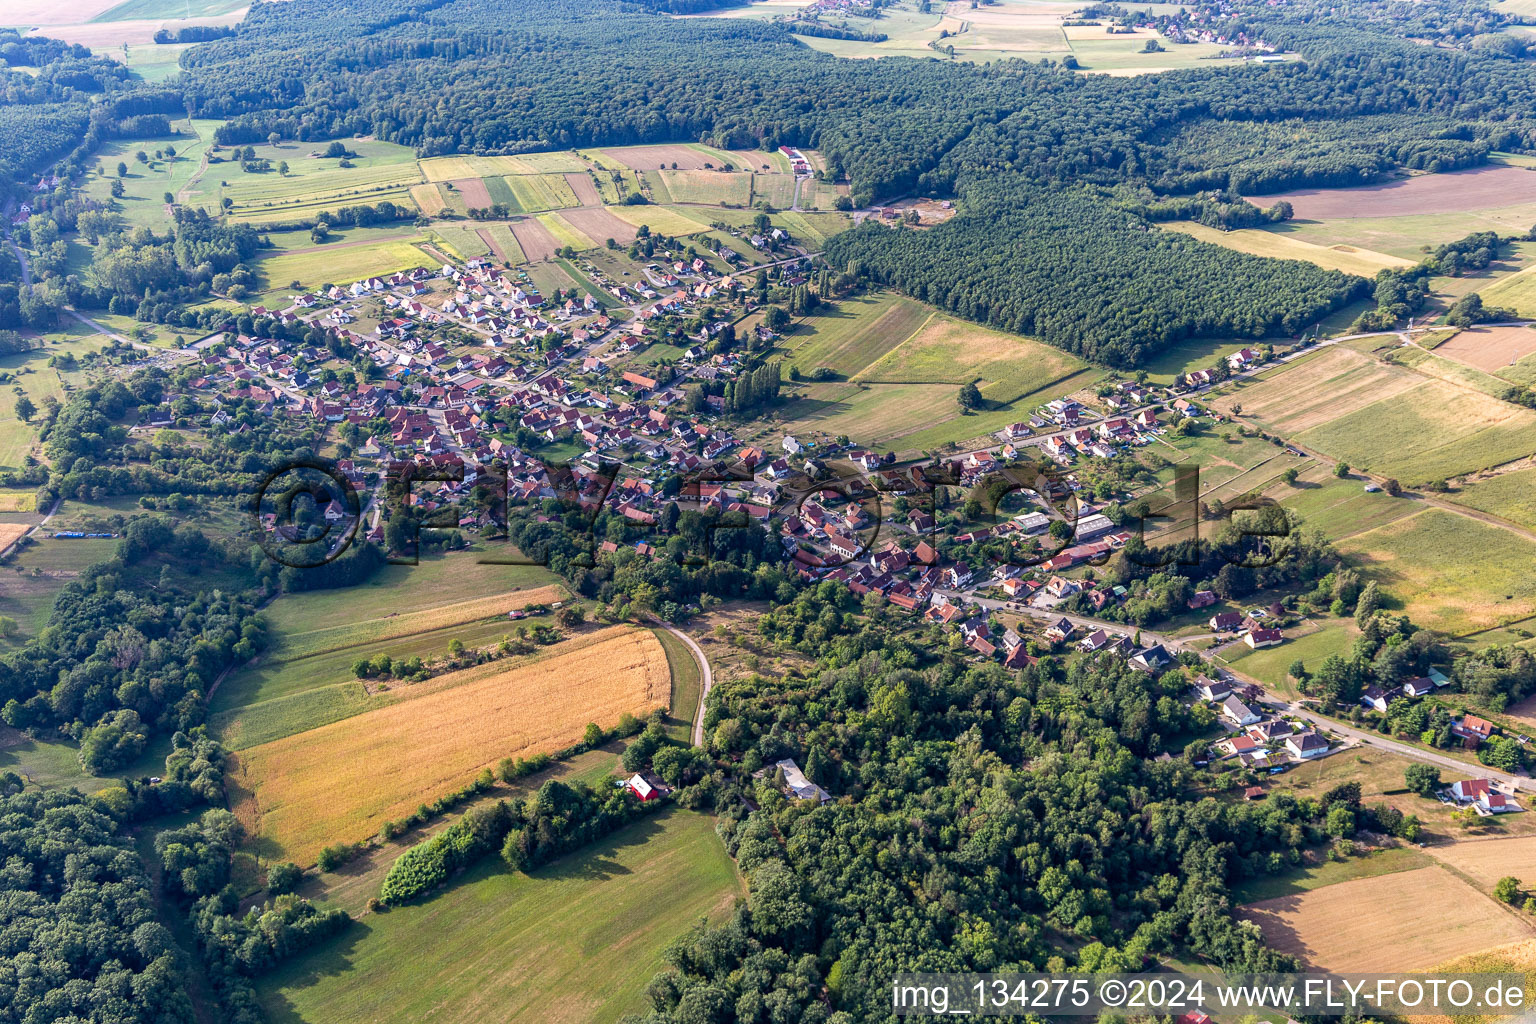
[1244,627,1283,649]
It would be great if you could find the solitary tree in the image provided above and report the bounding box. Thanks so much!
[116,161,128,177]
[1495,876,1522,905]
[958,382,982,409]
[1404,763,1440,796]
[14,395,35,422]
[1280,467,1299,485]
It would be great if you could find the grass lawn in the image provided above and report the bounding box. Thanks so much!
[654,628,702,743]
[1335,507,1536,635]
[258,809,741,1024]
[1271,467,1417,542]
[1220,618,1358,696]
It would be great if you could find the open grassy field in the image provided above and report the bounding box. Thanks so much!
[1240,865,1534,971]
[1295,380,1536,482]
[1214,346,1417,434]
[230,625,671,865]
[1159,221,1410,277]
[1269,467,1417,541]
[1477,261,1536,317]
[1448,466,1536,531]
[778,292,931,378]
[182,137,422,221]
[0,727,150,795]
[599,143,738,171]
[0,523,28,556]
[0,328,106,470]
[257,809,743,1024]
[657,168,752,205]
[779,380,971,450]
[1336,507,1536,635]
[855,311,1089,403]
[1425,836,1536,893]
[78,119,215,230]
[1392,346,1515,398]
[92,0,247,18]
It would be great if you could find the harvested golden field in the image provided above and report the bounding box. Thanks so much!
[1425,836,1536,891]
[1419,938,1536,1024]
[1161,222,1412,277]
[408,183,448,217]
[231,626,671,866]
[1241,865,1534,971]
[1216,346,1417,433]
[419,155,534,182]
[0,523,28,556]
[1436,325,1536,374]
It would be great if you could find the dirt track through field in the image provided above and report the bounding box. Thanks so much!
[451,177,493,210]
[1262,165,1536,219]
[564,172,601,206]
[510,216,560,260]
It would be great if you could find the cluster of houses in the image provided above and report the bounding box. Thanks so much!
[1197,673,1333,769]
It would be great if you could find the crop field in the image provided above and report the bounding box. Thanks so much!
[1241,865,1532,971]
[751,173,798,208]
[1336,507,1536,634]
[1159,222,1410,276]
[537,212,595,251]
[779,293,931,378]
[510,217,561,260]
[506,173,580,212]
[1433,325,1536,373]
[855,312,1088,403]
[0,490,36,513]
[1213,347,1418,434]
[1392,346,1513,398]
[92,0,247,17]
[559,206,639,245]
[254,240,433,293]
[1266,164,1536,220]
[780,380,970,449]
[564,172,601,205]
[270,586,568,664]
[449,176,492,210]
[418,155,543,181]
[230,626,670,865]
[1449,466,1536,531]
[428,224,492,260]
[600,143,734,171]
[1425,836,1536,892]
[478,224,525,263]
[1295,379,1536,482]
[608,204,711,236]
[1232,846,1432,904]
[407,182,449,216]
[257,810,743,1024]
[799,178,850,211]
[0,523,28,556]
[657,168,752,205]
